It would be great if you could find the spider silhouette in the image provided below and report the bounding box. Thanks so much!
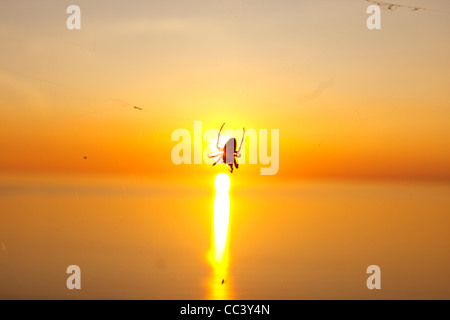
[208,123,245,173]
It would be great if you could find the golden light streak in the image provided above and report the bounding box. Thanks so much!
[207,173,232,299]
[213,173,230,263]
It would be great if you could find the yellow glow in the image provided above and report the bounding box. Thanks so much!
[207,173,232,299]
[213,173,230,262]
[215,172,231,195]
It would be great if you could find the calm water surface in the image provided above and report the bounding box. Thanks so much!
[0,175,449,299]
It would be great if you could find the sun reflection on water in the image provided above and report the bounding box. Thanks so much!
[207,173,233,299]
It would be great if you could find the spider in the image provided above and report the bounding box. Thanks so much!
[208,123,245,173]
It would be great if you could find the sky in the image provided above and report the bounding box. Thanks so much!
[1,0,450,181]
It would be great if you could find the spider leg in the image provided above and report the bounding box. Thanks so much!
[216,123,226,151]
[234,157,239,169]
[236,128,245,153]
[212,157,222,166]
[208,153,222,158]
[229,164,233,173]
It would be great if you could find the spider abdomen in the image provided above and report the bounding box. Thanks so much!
[223,138,237,164]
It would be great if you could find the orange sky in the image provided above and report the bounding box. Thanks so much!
[1,0,450,181]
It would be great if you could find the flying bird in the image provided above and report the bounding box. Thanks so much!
[366,0,431,12]
[112,99,144,111]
